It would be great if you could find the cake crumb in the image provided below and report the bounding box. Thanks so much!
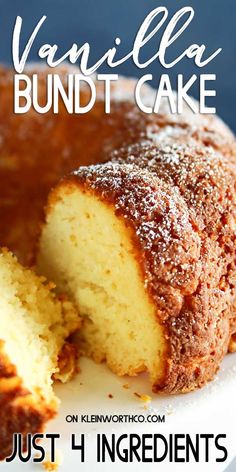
[108,393,113,399]
[166,404,174,415]
[123,383,130,389]
[43,461,58,472]
[42,451,63,471]
[134,392,152,403]
[47,281,56,290]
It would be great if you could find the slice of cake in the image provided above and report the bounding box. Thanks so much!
[37,140,236,394]
[36,163,198,393]
[0,249,80,460]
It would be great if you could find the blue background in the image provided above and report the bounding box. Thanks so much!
[0,0,235,131]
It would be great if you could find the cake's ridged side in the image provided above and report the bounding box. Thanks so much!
[112,142,236,362]
[0,341,57,461]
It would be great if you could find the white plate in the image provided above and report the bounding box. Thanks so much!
[1,353,236,472]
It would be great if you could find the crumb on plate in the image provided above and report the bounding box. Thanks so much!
[134,392,152,403]
[42,450,63,471]
[123,383,130,389]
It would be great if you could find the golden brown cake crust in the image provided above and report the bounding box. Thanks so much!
[53,132,236,393]
[0,341,56,461]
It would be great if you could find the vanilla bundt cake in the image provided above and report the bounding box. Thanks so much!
[0,64,236,397]
[0,249,80,460]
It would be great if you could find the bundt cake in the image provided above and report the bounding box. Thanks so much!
[0,248,80,460]
[0,64,236,397]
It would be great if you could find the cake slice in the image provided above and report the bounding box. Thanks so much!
[0,249,80,460]
[37,141,236,394]
[37,162,202,393]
